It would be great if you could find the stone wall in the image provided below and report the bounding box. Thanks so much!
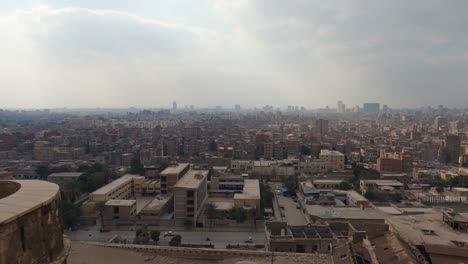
[0,181,66,264]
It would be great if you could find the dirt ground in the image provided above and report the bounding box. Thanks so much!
[68,242,332,264]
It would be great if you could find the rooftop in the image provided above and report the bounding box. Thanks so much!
[387,210,468,246]
[319,149,344,156]
[92,174,143,195]
[160,163,190,175]
[361,179,404,186]
[141,195,173,212]
[305,205,384,220]
[234,179,260,200]
[48,172,83,178]
[174,170,208,189]
[105,199,136,207]
[0,180,59,224]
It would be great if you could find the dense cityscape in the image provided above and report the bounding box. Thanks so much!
[1,102,468,263]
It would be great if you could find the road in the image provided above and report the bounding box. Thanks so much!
[65,227,265,249]
[277,195,308,225]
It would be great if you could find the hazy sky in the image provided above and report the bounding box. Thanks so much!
[1,1,468,109]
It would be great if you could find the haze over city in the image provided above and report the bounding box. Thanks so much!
[2,1,468,109]
[2,2,468,264]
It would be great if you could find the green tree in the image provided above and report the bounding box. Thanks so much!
[184,219,193,230]
[208,139,218,152]
[35,165,49,180]
[300,145,312,156]
[436,186,445,194]
[95,201,106,228]
[129,158,145,175]
[150,230,160,242]
[260,182,273,209]
[169,235,182,246]
[229,207,247,223]
[61,199,81,227]
[338,181,352,191]
[205,203,217,228]
[282,176,296,196]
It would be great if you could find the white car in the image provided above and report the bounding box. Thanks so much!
[164,231,175,237]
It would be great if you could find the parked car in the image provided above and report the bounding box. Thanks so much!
[99,227,111,232]
[164,231,175,237]
[245,237,253,243]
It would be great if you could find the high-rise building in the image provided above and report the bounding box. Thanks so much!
[363,103,380,113]
[160,163,190,194]
[316,119,329,137]
[235,104,241,111]
[172,101,177,111]
[434,116,448,129]
[173,170,208,225]
[337,101,345,113]
[446,134,461,163]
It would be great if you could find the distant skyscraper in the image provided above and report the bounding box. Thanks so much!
[363,103,380,113]
[337,101,346,113]
[382,104,389,113]
[316,119,329,137]
[190,105,194,110]
[446,134,461,163]
[172,101,177,111]
[434,116,448,129]
[235,104,241,111]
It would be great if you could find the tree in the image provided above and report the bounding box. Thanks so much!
[260,182,273,209]
[35,165,49,180]
[129,158,145,175]
[248,208,258,227]
[62,199,81,228]
[64,181,81,202]
[169,235,182,246]
[282,176,296,196]
[300,145,312,156]
[150,230,160,242]
[229,207,247,223]
[205,203,217,228]
[208,139,218,152]
[184,219,193,230]
[436,186,445,194]
[95,201,106,228]
[338,181,352,191]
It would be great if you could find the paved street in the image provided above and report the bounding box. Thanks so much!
[65,227,265,249]
[278,194,309,225]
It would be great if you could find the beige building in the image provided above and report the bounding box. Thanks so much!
[139,195,174,221]
[312,179,343,190]
[47,172,83,188]
[319,150,345,172]
[90,175,144,202]
[174,170,208,224]
[102,199,137,225]
[160,163,190,194]
[359,180,404,194]
[233,179,261,214]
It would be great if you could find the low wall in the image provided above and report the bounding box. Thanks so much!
[80,241,330,261]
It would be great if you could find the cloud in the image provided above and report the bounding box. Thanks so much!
[1,2,468,108]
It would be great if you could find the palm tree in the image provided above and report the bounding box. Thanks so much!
[95,201,106,228]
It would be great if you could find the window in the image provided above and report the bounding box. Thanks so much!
[20,226,26,251]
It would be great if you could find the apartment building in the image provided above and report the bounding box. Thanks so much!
[319,149,345,172]
[90,175,144,202]
[47,172,83,188]
[233,179,261,214]
[160,163,190,194]
[173,170,208,224]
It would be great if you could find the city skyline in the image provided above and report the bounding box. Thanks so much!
[2,1,468,108]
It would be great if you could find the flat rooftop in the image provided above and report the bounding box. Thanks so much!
[305,205,384,220]
[387,209,468,246]
[207,197,234,211]
[92,174,143,195]
[174,170,208,189]
[160,163,190,175]
[320,149,344,156]
[105,199,136,207]
[141,195,173,212]
[234,179,260,200]
[313,180,343,184]
[1,180,59,224]
[361,179,404,186]
[48,172,83,177]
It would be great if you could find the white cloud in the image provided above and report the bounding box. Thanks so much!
[1,2,468,108]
